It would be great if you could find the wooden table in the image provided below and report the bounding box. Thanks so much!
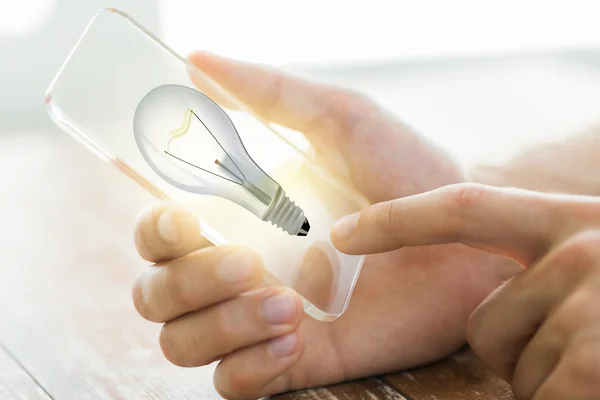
[0,129,514,399]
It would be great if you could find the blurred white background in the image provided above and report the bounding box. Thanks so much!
[3,0,600,167]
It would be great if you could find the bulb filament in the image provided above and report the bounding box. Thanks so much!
[163,108,272,205]
[164,108,245,183]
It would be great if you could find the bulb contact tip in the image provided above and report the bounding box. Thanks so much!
[297,218,310,237]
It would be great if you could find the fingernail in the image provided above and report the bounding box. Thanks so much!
[333,213,359,239]
[269,333,298,358]
[157,208,179,244]
[218,250,257,285]
[262,292,297,325]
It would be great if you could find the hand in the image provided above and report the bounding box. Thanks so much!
[131,52,515,399]
[332,183,600,399]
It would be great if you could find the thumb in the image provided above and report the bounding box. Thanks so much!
[331,183,572,266]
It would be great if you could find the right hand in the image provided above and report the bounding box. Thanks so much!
[131,52,517,399]
[331,183,600,399]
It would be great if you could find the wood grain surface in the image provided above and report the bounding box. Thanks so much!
[384,347,514,400]
[0,345,50,400]
[275,378,409,400]
[0,129,515,399]
[0,130,220,399]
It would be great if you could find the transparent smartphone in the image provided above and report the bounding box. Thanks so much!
[45,8,367,321]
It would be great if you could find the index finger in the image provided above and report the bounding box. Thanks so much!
[331,183,579,266]
[187,51,378,148]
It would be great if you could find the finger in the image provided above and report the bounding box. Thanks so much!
[188,51,456,205]
[134,201,211,263]
[187,51,378,149]
[467,232,600,383]
[511,287,600,399]
[159,287,303,368]
[510,328,562,400]
[533,334,600,400]
[332,183,575,266]
[214,332,303,400]
[132,245,263,322]
[467,277,549,383]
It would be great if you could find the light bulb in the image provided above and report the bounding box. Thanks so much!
[133,84,310,236]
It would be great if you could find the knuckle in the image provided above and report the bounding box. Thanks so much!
[374,200,400,232]
[387,199,400,227]
[444,183,489,210]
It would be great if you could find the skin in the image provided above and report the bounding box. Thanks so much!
[331,184,600,399]
[132,52,518,399]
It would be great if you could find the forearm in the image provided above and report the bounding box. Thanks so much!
[469,126,600,196]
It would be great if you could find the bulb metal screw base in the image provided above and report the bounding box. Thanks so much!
[262,190,310,236]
